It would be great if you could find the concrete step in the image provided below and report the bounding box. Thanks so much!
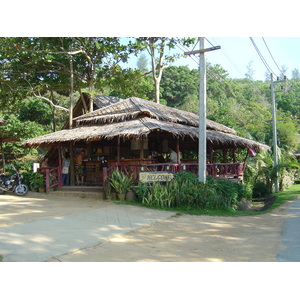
[56,185,103,193]
[53,186,105,200]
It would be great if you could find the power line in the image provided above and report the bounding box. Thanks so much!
[262,37,283,77]
[180,37,250,80]
[176,42,199,65]
[204,38,214,47]
[250,37,278,78]
[210,37,245,78]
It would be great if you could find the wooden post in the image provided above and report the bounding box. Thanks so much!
[69,143,75,186]
[117,136,120,167]
[209,146,213,163]
[176,138,180,164]
[45,168,50,194]
[57,144,62,187]
[139,138,144,159]
[233,148,237,163]
[103,167,108,187]
[0,140,5,173]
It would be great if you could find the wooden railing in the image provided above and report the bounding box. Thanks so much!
[103,162,246,186]
[39,167,62,193]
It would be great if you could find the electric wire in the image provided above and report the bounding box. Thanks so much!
[210,37,245,79]
[250,37,278,78]
[262,37,284,77]
[177,37,286,85]
[178,38,253,80]
[204,37,214,47]
[176,42,199,65]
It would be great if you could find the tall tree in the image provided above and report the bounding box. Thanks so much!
[291,68,300,81]
[245,60,255,80]
[160,65,198,107]
[132,37,195,103]
[0,37,132,117]
[136,53,149,73]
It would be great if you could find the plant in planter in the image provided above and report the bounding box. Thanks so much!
[126,187,136,201]
[22,171,36,191]
[30,172,45,192]
[109,170,133,200]
[103,181,113,199]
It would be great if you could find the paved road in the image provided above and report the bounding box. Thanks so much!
[0,205,176,262]
[277,198,300,262]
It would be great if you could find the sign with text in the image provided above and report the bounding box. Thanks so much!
[139,172,174,183]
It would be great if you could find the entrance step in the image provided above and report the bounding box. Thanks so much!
[54,185,105,200]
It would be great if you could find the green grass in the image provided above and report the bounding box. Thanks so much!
[119,184,300,217]
[267,184,300,211]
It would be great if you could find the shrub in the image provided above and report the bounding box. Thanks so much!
[135,172,253,211]
[109,170,133,194]
[252,180,271,198]
[135,181,148,203]
[135,181,178,208]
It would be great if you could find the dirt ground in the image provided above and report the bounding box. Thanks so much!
[0,191,290,262]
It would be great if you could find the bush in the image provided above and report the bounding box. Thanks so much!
[252,180,271,198]
[135,172,252,211]
[109,170,133,194]
[135,181,177,208]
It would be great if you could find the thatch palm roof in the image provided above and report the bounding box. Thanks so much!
[75,97,236,134]
[22,95,270,151]
[91,94,125,109]
[22,115,270,151]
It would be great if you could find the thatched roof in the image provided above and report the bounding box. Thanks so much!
[92,94,124,109]
[22,95,270,151]
[22,116,270,151]
[75,97,236,134]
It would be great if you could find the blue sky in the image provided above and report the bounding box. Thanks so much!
[123,37,300,81]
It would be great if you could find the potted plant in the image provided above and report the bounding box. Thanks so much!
[109,170,133,200]
[30,172,45,192]
[126,187,136,201]
[22,171,37,191]
[103,181,113,199]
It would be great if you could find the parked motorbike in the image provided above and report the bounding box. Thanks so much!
[0,164,29,196]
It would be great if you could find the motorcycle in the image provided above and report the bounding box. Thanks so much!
[0,164,29,196]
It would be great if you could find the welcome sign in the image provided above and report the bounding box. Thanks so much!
[139,172,174,183]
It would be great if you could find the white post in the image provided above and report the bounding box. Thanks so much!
[271,73,279,192]
[198,37,206,182]
[184,39,220,183]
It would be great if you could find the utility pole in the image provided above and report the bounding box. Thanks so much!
[270,73,287,193]
[185,38,220,182]
[270,73,278,192]
[69,54,75,186]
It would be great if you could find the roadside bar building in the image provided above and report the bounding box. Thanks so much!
[22,95,270,192]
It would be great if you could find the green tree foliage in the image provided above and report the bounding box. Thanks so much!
[104,67,154,99]
[130,37,196,103]
[136,53,149,73]
[160,64,300,153]
[160,66,198,107]
[19,98,52,126]
[0,37,299,178]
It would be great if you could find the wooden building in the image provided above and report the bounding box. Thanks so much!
[22,95,270,192]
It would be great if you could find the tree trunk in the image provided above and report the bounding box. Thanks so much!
[149,38,166,104]
[69,55,74,129]
[50,90,57,132]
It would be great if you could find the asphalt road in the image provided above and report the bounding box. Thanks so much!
[277,198,300,261]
